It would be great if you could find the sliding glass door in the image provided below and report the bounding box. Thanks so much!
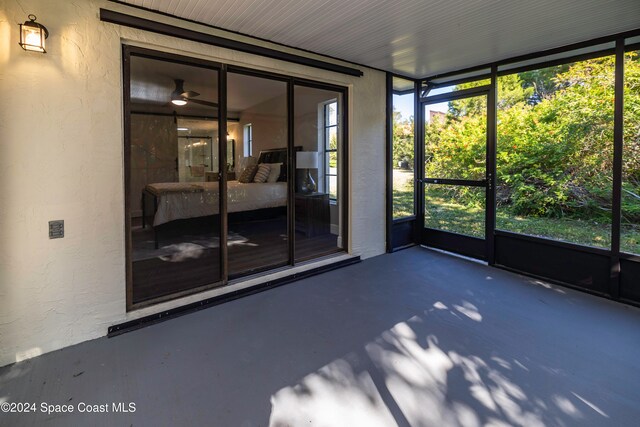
[226,71,289,277]
[293,84,345,262]
[123,47,348,309]
[125,49,223,306]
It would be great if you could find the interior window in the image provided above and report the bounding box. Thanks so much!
[323,100,338,200]
[294,86,344,261]
[243,123,253,157]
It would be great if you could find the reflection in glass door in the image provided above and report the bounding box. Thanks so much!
[124,48,349,309]
[293,84,345,262]
[127,52,222,306]
[421,91,489,258]
[227,72,289,277]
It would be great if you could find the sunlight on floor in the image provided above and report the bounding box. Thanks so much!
[268,313,599,427]
[269,359,396,426]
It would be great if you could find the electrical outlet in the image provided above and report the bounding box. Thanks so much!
[49,220,64,239]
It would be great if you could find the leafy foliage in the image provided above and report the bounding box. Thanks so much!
[392,52,640,250]
[419,53,640,227]
[392,110,414,166]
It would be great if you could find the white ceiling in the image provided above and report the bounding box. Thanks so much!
[119,0,640,78]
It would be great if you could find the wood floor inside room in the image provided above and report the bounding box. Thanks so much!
[3,247,639,426]
[131,216,341,304]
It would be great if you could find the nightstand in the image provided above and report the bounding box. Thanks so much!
[295,193,330,237]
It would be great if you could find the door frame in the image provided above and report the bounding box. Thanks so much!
[123,45,226,311]
[417,83,495,261]
[123,45,351,311]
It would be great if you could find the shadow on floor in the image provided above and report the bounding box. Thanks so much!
[1,247,639,426]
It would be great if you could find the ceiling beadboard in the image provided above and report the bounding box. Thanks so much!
[118,0,640,78]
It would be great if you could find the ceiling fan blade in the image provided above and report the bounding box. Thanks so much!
[181,90,200,98]
[188,98,219,108]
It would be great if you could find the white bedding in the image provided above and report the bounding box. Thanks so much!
[147,181,287,226]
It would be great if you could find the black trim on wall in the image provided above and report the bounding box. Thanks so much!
[495,233,611,296]
[386,73,393,252]
[105,0,423,80]
[620,258,640,304]
[109,256,361,337]
[219,64,229,284]
[287,79,296,265]
[421,178,486,187]
[415,81,426,236]
[100,9,363,77]
[390,221,415,250]
[610,39,625,298]
[421,85,491,104]
[486,65,497,265]
[123,45,133,310]
[422,228,486,261]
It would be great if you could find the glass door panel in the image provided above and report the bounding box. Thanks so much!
[422,92,489,253]
[392,77,416,219]
[424,184,486,238]
[293,85,345,262]
[227,72,289,277]
[128,54,221,305]
[424,96,487,181]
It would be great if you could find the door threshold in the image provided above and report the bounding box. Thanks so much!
[108,253,360,337]
[421,245,488,265]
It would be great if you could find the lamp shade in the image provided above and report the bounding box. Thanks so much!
[296,151,318,169]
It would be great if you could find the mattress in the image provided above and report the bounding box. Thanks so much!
[147,181,287,226]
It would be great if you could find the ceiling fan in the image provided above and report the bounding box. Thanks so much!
[170,79,218,108]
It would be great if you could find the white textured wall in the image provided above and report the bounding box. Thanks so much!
[0,0,386,367]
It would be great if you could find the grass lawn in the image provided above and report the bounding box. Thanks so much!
[393,185,640,254]
[392,169,415,218]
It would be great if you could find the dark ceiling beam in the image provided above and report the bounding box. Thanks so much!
[100,9,364,77]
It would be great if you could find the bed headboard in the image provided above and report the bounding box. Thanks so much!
[256,146,302,165]
[257,147,302,182]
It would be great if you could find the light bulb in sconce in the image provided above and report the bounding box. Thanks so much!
[19,15,48,53]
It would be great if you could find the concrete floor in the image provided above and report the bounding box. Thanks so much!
[1,247,640,427]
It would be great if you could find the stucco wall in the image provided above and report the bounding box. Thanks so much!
[0,0,386,367]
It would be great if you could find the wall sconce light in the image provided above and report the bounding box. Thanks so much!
[19,15,49,53]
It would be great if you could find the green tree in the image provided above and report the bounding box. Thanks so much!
[392,109,414,166]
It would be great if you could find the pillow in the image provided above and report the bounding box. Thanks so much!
[263,162,282,183]
[253,164,271,183]
[238,164,258,183]
[238,156,257,176]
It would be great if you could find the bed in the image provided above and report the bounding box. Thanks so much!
[145,181,287,226]
[141,148,295,248]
